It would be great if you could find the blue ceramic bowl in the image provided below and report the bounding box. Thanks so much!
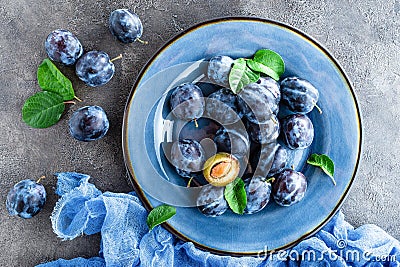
[122,17,362,255]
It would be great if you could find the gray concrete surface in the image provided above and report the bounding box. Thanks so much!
[0,0,399,266]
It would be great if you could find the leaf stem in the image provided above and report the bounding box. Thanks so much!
[64,100,76,105]
[111,54,123,62]
[328,176,337,186]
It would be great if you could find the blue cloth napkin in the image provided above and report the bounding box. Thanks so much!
[36,173,400,267]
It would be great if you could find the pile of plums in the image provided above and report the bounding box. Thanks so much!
[167,54,320,217]
[42,9,146,142]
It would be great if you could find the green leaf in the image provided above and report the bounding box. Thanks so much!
[228,58,260,94]
[37,58,76,101]
[22,91,65,128]
[307,153,336,185]
[146,204,176,231]
[247,59,280,81]
[224,177,247,214]
[253,49,285,78]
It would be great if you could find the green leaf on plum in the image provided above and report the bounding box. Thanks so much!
[252,49,285,78]
[247,59,280,81]
[229,58,260,94]
[224,177,247,214]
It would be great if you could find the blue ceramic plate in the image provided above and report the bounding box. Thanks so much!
[122,17,362,255]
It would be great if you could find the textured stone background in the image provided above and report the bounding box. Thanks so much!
[0,0,399,265]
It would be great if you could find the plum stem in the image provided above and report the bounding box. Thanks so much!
[313,100,323,114]
[187,177,193,187]
[36,176,45,183]
[265,177,275,184]
[194,118,199,128]
[111,54,123,62]
[187,177,201,187]
[315,104,323,114]
[271,116,278,124]
[74,95,82,102]
[136,38,148,45]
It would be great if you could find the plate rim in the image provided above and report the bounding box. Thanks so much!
[122,16,363,256]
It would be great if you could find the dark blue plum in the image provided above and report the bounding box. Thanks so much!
[268,145,289,177]
[238,77,280,124]
[69,106,109,142]
[272,169,307,206]
[205,88,242,125]
[244,176,272,214]
[213,127,250,159]
[170,83,205,121]
[109,9,143,43]
[247,114,280,144]
[196,184,228,217]
[280,77,319,114]
[75,51,115,87]
[258,76,281,109]
[45,29,83,66]
[6,179,46,219]
[170,139,205,175]
[207,55,234,88]
[281,114,314,149]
